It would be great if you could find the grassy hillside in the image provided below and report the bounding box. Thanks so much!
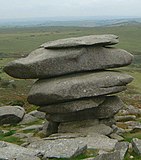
[0,25,141,56]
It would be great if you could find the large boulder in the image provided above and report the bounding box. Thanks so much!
[28,71,133,105]
[41,34,119,48]
[45,96,124,122]
[0,106,25,125]
[4,46,133,79]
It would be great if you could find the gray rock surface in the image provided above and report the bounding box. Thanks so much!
[19,114,38,125]
[58,120,113,136]
[93,151,121,160]
[20,125,43,131]
[45,96,124,122]
[41,34,119,48]
[0,141,42,159]
[115,115,136,122]
[28,138,87,159]
[4,46,133,79]
[115,142,129,160]
[13,154,41,160]
[109,133,124,141]
[29,110,46,119]
[42,120,60,137]
[28,71,133,105]
[132,138,141,155]
[0,106,25,125]
[38,97,105,113]
[29,132,117,153]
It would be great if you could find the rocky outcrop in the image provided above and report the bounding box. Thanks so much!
[4,34,134,159]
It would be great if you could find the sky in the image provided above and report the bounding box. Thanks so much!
[0,0,141,20]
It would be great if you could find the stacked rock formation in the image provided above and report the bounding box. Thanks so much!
[4,34,133,136]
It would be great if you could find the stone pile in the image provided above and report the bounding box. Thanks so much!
[4,34,133,136]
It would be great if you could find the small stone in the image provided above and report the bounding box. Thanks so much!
[0,106,25,125]
[42,121,60,137]
[115,115,136,122]
[93,151,121,160]
[20,125,43,131]
[132,138,141,155]
[109,133,124,141]
[0,141,7,148]
[19,114,38,125]
[29,110,46,119]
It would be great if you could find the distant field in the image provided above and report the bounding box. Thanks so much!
[0,25,141,56]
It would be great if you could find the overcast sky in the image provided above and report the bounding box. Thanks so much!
[0,0,141,20]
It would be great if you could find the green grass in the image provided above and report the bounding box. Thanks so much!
[0,130,24,145]
[123,131,141,143]
[0,25,141,55]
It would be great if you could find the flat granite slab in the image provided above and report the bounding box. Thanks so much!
[41,34,119,48]
[45,96,124,122]
[28,71,133,105]
[4,46,133,79]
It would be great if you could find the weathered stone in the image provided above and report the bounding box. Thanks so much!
[28,138,87,159]
[29,110,46,119]
[100,117,116,127]
[130,126,141,133]
[13,154,41,160]
[109,133,124,141]
[29,132,117,152]
[45,96,124,122]
[119,105,141,116]
[93,151,121,160]
[0,141,42,159]
[115,115,136,122]
[38,97,105,114]
[112,125,126,135]
[132,138,141,155]
[115,142,129,160]
[58,120,113,136]
[0,106,25,125]
[28,71,133,105]
[4,46,133,79]
[76,134,118,151]
[42,121,60,137]
[20,125,43,131]
[19,114,38,125]
[41,34,119,48]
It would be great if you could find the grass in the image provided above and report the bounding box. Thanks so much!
[0,130,24,145]
[0,25,141,55]
[123,131,141,143]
